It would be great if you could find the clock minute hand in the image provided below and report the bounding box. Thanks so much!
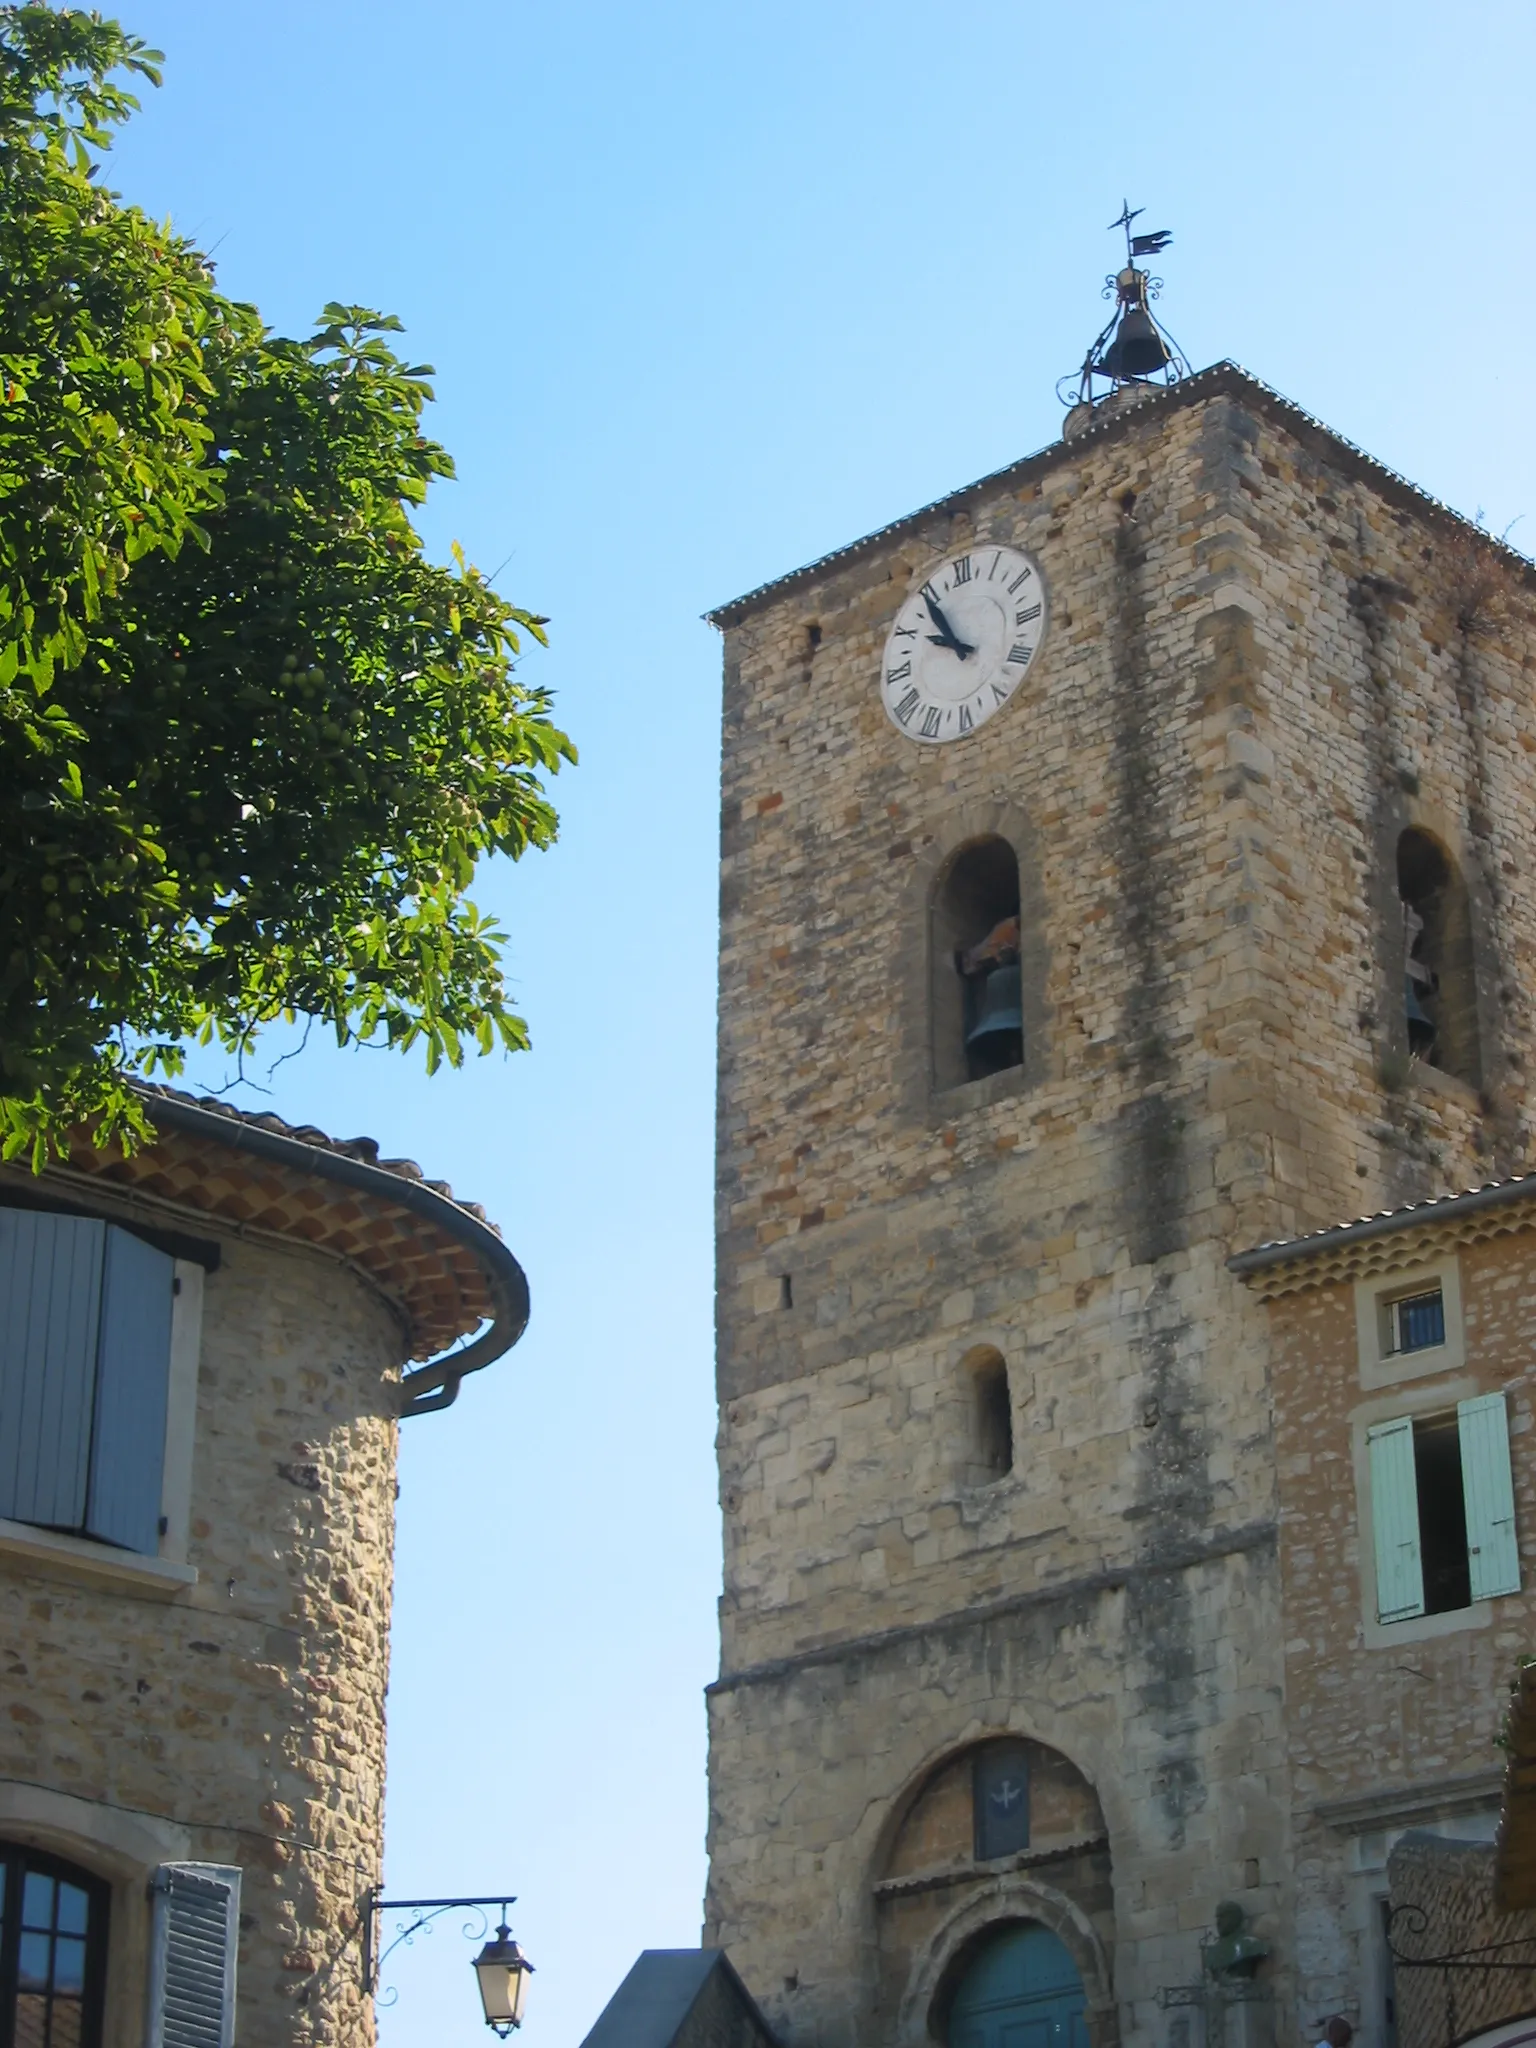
[923,591,975,659]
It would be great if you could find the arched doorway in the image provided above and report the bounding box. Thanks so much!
[948,1921,1088,2048]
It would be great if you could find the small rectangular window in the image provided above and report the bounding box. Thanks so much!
[1388,1288,1445,1355]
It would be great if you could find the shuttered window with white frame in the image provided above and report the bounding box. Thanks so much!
[147,1863,240,2048]
[1368,1393,1522,1623]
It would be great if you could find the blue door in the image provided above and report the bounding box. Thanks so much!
[949,1923,1089,2048]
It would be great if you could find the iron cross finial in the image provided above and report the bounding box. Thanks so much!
[1109,199,1144,259]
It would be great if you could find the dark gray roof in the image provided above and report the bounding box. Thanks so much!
[703,360,1535,629]
[579,1950,775,2048]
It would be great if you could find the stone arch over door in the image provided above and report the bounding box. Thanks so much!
[871,1735,1116,2048]
[948,1921,1088,2048]
[896,1876,1114,2048]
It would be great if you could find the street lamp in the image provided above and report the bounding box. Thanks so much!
[364,1890,533,2033]
[472,1915,534,2035]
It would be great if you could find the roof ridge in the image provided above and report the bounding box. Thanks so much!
[704,360,1536,628]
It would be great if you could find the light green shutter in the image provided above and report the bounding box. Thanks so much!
[1368,1416,1425,1622]
[1459,1393,1521,1601]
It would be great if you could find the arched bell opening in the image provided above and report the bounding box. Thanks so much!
[1397,827,1482,1088]
[932,837,1023,1090]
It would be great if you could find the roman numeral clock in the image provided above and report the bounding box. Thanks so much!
[879,546,1048,742]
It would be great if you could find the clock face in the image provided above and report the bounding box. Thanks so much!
[879,545,1048,744]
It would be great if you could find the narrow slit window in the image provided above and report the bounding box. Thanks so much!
[966,1347,1013,1485]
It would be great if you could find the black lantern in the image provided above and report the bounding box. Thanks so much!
[363,1889,533,2034]
[473,1917,534,2035]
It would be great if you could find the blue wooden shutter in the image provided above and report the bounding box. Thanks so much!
[86,1226,175,1554]
[1368,1416,1425,1622]
[147,1864,240,2048]
[1458,1393,1522,1601]
[0,1210,105,1530]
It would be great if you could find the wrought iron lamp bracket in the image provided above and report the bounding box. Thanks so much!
[362,1888,516,2003]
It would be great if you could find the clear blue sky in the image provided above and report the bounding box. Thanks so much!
[102,2,1535,2040]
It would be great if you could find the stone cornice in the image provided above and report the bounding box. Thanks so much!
[709,1520,1276,1697]
[1313,1765,1505,1835]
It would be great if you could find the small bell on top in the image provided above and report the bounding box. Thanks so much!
[1059,203,1189,433]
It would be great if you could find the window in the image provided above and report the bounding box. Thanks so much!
[1387,1288,1445,1356]
[1368,1394,1520,1622]
[1397,828,1481,1087]
[966,1348,1013,1484]
[932,837,1023,1090]
[973,1741,1032,1861]
[1355,1257,1464,1390]
[0,1843,109,2048]
[0,1208,176,1556]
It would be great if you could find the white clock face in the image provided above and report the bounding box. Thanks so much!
[879,545,1048,744]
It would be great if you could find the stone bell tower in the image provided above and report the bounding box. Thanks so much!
[703,224,1536,2048]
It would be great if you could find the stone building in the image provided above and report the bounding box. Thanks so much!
[1232,1175,1536,2047]
[699,346,1536,2048]
[0,1085,525,2048]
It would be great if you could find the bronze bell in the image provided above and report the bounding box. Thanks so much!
[1096,306,1172,382]
[966,962,1024,1051]
[1405,976,1437,1055]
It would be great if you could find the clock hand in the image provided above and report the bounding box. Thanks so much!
[922,591,976,660]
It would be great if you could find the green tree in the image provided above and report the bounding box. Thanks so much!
[0,6,574,1165]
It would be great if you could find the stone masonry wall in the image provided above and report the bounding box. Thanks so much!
[0,1225,402,2048]
[1265,1223,1536,2035]
[1387,1833,1536,2048]
[708,373,1536,2048]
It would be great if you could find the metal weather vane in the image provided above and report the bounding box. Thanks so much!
[1059,202,1190,409]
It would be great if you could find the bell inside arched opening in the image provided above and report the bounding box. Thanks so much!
[933,837,1023,1089]
[1397,828,1481,1088]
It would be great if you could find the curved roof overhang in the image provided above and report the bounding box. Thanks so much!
[1,1086,526,1418]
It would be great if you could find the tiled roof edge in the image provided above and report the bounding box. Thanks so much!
[703,361,1536,629]
[135,1085,527,1411]
[134,1081,488,1223]
[1228,1171,1536,1290]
